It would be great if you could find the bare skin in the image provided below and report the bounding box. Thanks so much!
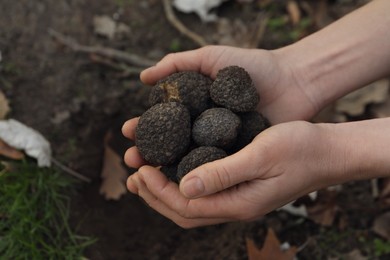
[123,0,390,228]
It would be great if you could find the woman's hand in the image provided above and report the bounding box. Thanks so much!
[124,121,350,228]
[140,45,321,123]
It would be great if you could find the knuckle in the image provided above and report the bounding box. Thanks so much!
[210,164,232,190]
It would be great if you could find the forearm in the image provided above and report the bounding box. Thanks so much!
[276,0,390,111]
[323,117,390,185]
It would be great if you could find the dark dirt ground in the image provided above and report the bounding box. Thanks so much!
[1,0,389,259]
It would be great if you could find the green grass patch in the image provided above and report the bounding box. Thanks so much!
[0,161,95,259]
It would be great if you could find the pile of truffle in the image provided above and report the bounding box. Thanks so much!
[135,66,270,183]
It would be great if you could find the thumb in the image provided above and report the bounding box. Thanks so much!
[179,144,262,199]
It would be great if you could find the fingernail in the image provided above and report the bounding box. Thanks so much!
[182,177,205,198]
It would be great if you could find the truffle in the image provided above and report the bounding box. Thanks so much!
[234,111,270,151]
[160,164,179,183]
[135,102,191,165]
[210,66,259,112]
[177,146,227,180]
[149,71,213,117]
[192,108,241,149]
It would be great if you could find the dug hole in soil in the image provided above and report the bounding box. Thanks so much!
[1,0,381,259]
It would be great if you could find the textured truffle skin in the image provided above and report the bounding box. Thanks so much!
[149,71,213,117]
[177,146,227,180]
[210,66,259,112]
[234,111,270,151]
[160,164,179,183]
[192,108,241,149]
[135,102,191,165]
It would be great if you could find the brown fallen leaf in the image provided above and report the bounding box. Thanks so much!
[306,189,339,226]
[0,138,24,160]
[99,131,128,200]
[372,212,390,240]
[246,228,297,260]
[335,79,389,117]
[0,90,10,119]
[287,0,301,25]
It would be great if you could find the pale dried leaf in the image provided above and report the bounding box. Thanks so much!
[287,1,301,25]
[0,119,51,167]
[336,79,389,116]
[99,132,128,200]
[372,212,390,240]
[279,201,308,217]
[246,228,297,260]
[0,90,10,119]
[0,139,24,160]
[93,15,116,39]
[173,0,228,22]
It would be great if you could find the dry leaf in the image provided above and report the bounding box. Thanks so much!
[344,249,367,260]
[0,90,10,119]
[0,139,24,160]
[246,228,297,260]
[0,119,51,167]
[99,131,128,200]
[372,212,390,240]
[173,0,228,22]
[306,189,339,226]
[335,79,389,116]
[93,15,116,39]
[287,1,301,25]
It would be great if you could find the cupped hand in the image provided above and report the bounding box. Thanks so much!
[122,46,331,227]
[124,121,346,228]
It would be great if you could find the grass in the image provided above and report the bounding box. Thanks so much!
[0,160,95,259]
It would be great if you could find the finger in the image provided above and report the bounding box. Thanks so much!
[122,117,139,140]
[138,165,259,219]
[131,170,233,228]
[124,146,147,168]
[126,174,139,194]
[140,46,238,85]
[180,142,266,199]
[140,50,204,85]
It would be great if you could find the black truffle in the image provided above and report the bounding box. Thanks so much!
[149,71,213,117]
[177,146,227,180]
[135,102,191,165]
[210,66,259,112]
[160,164,179,183]
[234,111,271,151]
[192,108,241,149]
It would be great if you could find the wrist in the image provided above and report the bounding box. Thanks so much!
[319,118,390,185]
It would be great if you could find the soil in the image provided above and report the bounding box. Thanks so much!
[1,0,387,259]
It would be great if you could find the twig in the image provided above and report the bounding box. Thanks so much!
[249,13,269,48]
[162,0,208,47]
[89,54,144,77]
[48,28,157,67]
[51,157,91,183]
